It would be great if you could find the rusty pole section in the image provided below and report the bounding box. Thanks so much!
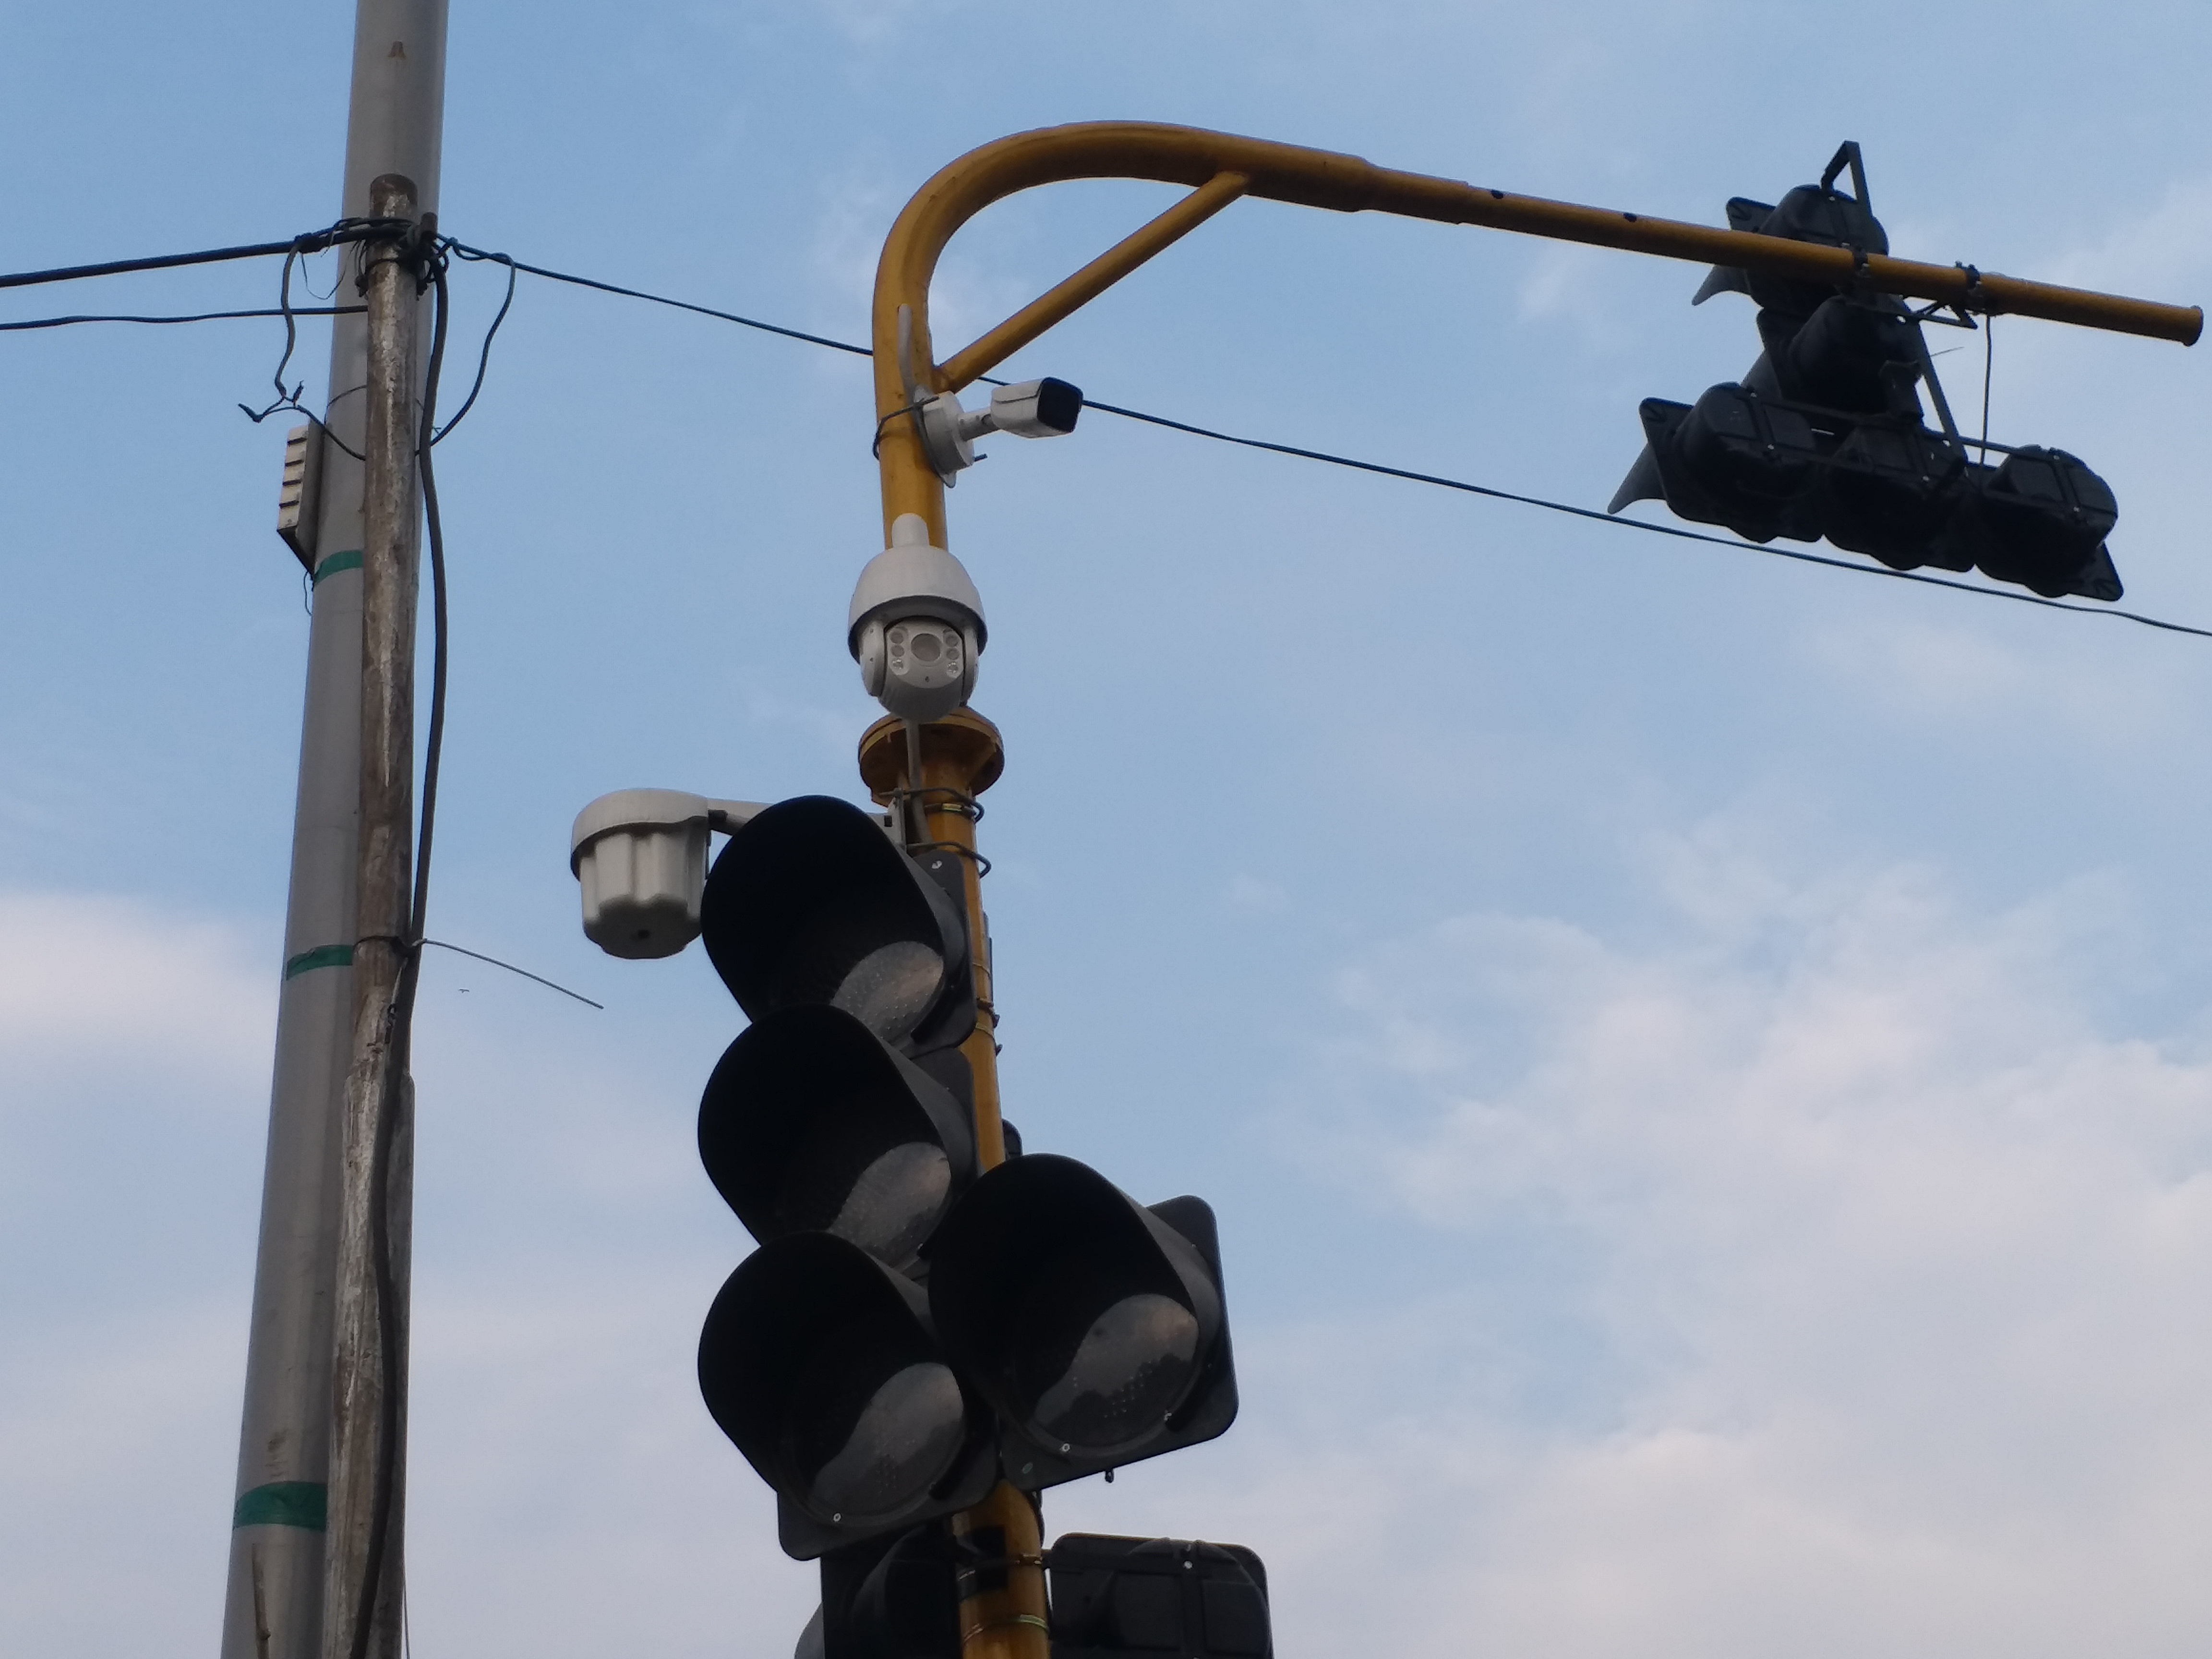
[860,120,2203,1659]
[322,173,424,1659]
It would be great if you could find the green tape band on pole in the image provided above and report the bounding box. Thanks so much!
[283,943,354,980]
[312,548,363,586]
[232,1481,327,1531]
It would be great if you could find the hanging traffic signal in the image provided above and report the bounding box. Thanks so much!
[928,1154,1238,1491]
[1048,1535,1273,1659]
[1611,141,2124,603]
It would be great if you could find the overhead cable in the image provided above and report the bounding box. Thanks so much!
[5,227,2204,642]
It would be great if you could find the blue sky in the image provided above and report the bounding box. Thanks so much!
[5,2,2212,1655]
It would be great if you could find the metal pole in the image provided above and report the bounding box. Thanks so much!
[220,8,444,1657]
[323,170,427,1659]
[854,713,1045,1659]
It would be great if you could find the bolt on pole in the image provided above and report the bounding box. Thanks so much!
[221,8,445,1658]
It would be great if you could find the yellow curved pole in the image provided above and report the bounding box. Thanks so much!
[872,120,2200,544]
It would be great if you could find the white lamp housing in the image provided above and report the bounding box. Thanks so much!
[849,514,986,722]
[570,790,765,959]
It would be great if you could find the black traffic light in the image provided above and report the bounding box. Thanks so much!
[698,1234,998,1558]
[1049,1535,1273,1659]
[701,794,975,1057]
[795,1525,962,1659]
[1611,141,2124,602]
[696,796,995,1559]
[700,1004,978,1271]
[693,793,1238,1574]
[929,1154,1237,1491]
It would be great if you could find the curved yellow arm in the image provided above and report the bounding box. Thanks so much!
[871,120,2200,544]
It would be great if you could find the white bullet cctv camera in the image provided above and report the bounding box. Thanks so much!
[850,515,986,721]
[915,377,1082,481]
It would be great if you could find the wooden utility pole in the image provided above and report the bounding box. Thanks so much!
[322,172,426,1659]
[222,9,445,1658]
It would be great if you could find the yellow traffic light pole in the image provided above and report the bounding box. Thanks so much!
[859,120,2201,1659]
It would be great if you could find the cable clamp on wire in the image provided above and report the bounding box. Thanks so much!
[958,1615,1053,1644]
[886,782,985,823]
[1958,262,1997,315]
[873,398,930,458]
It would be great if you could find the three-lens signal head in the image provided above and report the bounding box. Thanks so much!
[698,1234,998,1559]
[926,1154,1238,1489]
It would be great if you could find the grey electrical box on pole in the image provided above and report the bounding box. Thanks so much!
[219,7,445,1659]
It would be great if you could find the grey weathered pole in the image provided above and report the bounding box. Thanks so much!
[220,8,445,1658]
[322,169,427,1659]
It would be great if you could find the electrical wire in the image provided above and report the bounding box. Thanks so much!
[0,216,413,292]
[240,242,322,427]
[1076,397,2212,641]
[1981,312,1996,460]
[430,242,516,442]
[441,239,873,359]
[416,938,604,1009]
[5,226,2203,641]
[428,247,2209,642]
[0,304,362,331]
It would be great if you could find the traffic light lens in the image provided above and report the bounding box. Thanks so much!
[1016,1285,1202,1455]
[827,1140,954,1266]
[790,919,945,1040]
[791,1346,969,1524]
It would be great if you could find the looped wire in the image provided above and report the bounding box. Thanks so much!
[872,398,928,458]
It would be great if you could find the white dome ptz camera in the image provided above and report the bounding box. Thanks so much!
[850,515,986,721]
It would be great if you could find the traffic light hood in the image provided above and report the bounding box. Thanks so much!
[699,1004,979,1274]
[926,1155,1238,1489]
[700,794,974,1057]
[698,1232,998,1560]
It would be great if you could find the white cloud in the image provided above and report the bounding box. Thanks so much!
[1223,823,2212,1657]
[0,890,272,1090]
[0,1303,240,1654]
[1226,872,1288,913]
[2048,174,2212,302]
